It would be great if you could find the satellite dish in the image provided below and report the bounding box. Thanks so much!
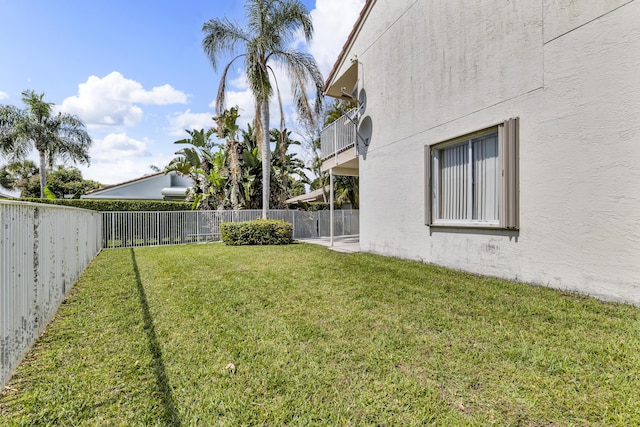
[358,116,372,147]
[358,89,367,114]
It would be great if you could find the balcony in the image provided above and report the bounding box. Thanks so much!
[320,111,359,176]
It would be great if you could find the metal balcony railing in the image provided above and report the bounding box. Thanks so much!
[320,110,357,160]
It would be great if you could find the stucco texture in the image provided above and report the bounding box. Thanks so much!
[341,0,640,303]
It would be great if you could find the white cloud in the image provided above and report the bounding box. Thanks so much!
[78,132,174,185]
[167,109,216,137]
[0,91,8,101]
[132,84,188,105]
[59,72,187,129]
[307,0,366,77]
[90,132,149,159]
[79,157,173,185]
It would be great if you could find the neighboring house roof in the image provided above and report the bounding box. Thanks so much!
[286,186,329,204]
[0,186,19,198]
[82,171,193,201]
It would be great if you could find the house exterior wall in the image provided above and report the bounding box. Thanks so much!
[343,0,640,303]
[82,172,192,200]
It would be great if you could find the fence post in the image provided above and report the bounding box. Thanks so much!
[292,210,296,239]
[111,212,115,249]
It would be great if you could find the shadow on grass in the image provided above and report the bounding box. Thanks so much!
[130,248,181,426]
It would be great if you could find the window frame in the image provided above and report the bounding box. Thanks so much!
[425,118,519,230]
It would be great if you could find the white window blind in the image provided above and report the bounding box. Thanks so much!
[426,118,519,229]
[440,142,468,220]
[472,133,499,221]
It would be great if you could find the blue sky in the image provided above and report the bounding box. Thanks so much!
[0,0,364,186]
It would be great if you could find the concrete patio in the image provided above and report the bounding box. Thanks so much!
[296,235,360,253]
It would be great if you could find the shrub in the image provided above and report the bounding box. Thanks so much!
[220,219,293,245]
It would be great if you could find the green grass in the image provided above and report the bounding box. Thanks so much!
[1,243,639,426]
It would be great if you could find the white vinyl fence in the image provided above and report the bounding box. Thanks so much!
[101,209,359,248]
[1,200,102,387]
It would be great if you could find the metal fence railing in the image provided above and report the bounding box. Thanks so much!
[101,209,359,249]
[1,200,102,387]
[320,110,357,160]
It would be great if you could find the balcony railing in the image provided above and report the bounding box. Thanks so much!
[320,110,357,160]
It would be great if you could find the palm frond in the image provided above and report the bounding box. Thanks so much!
[202,18,250,70]
[269,0,314,45]
[266,65,286,133]
[216,57,245,115]
[273,49,324,125]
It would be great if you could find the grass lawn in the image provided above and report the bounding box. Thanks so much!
[1,243,639,425]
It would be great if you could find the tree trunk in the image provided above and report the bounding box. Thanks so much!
[260,100,270,219]
[38,150,46,198]
[255,103,263,160]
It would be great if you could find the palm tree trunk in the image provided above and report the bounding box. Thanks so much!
[255,103,263,160]
[260,100,270,219]
[38,150,46,198]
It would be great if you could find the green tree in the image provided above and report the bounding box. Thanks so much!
[168,109,311,211]
[202,0,324,219]
[214,107,243,209]
[0,90,92,198]
[0,160,39,194]
[0,162,101,198]
[45,165,102,199]
[165,127,222,210]
[238,123,263,209]
[270,128,309,208]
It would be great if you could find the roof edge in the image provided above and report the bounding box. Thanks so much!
[323,0,377,93]
[84,171,168,196]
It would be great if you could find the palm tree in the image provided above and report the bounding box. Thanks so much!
[166,127,222,210]
[269,128,309,208]
[202,0,324,219]
[0,90,92,198]
[214,107,243,209]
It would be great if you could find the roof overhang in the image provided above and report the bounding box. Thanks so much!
[286,186,329,204]
[324,61,358,101]
[161,187,188,199]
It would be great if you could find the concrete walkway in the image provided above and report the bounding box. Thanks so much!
[296,235,360,253]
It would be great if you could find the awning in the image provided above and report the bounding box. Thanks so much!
[285,186,328,204]
[324,61,358,101]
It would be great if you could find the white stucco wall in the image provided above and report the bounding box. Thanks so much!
[82,172,192,200]
[342,0,640,304]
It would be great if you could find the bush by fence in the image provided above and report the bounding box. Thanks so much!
[221,219,293,245]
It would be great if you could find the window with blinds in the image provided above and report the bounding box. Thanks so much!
[425,118,519,229]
